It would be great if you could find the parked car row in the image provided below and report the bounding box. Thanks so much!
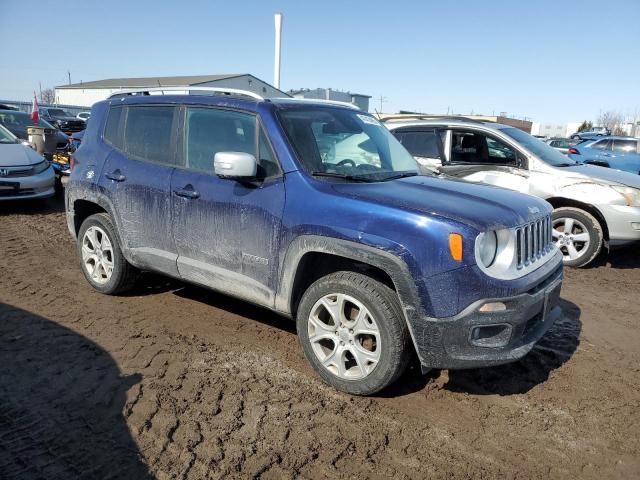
[382,115,640,268]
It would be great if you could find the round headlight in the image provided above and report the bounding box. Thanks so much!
[477,231,497,267]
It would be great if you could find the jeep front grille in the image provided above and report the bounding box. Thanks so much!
[516,216,552,269]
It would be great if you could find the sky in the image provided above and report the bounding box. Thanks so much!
[1,0,638,123]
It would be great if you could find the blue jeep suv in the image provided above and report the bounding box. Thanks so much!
[65,89,563,395]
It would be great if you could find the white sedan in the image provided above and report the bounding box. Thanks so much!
[0,124,55,200]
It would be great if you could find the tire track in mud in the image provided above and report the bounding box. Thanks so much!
[1,201,639,479]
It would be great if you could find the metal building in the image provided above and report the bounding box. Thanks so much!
[54,74,289,107]
[289,88,371,112]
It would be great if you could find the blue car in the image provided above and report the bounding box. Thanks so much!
[568,136,640,175]
[65,87,563,395]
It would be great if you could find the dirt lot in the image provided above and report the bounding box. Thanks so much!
[1,197,639,479]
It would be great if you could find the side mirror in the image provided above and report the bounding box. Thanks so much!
[213,152,257,178]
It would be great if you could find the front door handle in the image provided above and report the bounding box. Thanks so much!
[105,169,126,182]
[174,185,200,199]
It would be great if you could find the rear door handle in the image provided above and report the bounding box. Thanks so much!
[173,185,200,199]
[105,169,126,182]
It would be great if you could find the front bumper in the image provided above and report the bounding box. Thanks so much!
[596,204,640,245]
[0,167,56,201]
[414,265,563,369]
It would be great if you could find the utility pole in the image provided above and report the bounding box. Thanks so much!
[379,95,387,113]
[68,71,71,85]
[39,81,42,99]
[273,13,283,89]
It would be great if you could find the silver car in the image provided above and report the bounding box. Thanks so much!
[0,124,56,200]
[383,115,640,267]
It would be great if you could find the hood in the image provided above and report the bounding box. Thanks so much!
[52,116,81,123]
[331,175,551,231]
[0,144,45,166]
[562,164,640,189]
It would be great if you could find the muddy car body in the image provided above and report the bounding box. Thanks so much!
[384,116,640,268]
[65,89,563,394]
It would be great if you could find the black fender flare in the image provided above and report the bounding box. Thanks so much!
[275,235,430,364]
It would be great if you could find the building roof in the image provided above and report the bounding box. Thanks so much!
[289,88,371,98]
[57,74,248,89]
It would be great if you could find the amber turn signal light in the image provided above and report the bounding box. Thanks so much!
[448,233,463,261]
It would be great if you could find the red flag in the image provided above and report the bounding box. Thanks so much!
[30,92,39,123]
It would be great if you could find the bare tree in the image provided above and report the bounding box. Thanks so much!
[597,110,624,133]
[39,88,56,104]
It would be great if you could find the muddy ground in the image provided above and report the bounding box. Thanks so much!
[0,197,639,480]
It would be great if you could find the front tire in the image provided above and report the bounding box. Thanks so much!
[77,213,138,294]
[296,271,410,395]
[552,207,603,268]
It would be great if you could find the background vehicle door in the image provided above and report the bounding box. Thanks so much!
[585,138,612,164]
[98,105,180,275]
[391,127,445,174]
[605,139,640,172]
[440,129,532,194]
[171,106,285,307]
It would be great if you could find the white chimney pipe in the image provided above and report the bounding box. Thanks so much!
[274,13,283,89]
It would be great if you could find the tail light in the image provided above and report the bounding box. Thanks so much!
[568,147,579,155]
[70,155,75,170]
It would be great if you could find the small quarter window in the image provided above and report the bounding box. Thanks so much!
[104,106,124,148]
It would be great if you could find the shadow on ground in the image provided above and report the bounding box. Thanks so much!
[590,244,640,269]
[0,195,65,216]
[0,303,152,479]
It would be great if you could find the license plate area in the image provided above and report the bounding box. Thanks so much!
[0,181,19,195]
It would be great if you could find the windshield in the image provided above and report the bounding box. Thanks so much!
[502,127,577,166]
[0,111,55,129]
[46,108,69,116]
[279,108,419,181]
[0,124,17,143]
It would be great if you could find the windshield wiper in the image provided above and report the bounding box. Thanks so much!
[378,171,420,181]
[311,171,376,182]
[554,162,576,167]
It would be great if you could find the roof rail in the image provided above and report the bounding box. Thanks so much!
[377,114,485,124]
[277,97,360,110]
[108,86,265,100]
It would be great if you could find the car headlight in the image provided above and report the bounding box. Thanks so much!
[32,160,50,174]
[611,185,640,207]
[476,231,498,267]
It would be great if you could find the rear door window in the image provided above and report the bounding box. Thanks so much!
[394,130,442,159]
[124,106,178,166]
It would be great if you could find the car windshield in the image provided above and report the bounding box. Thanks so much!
[0,124,17,143]
[502,127,577,166]
[0,111,55,129]
[47,108,69,116]
[279,108,419,181]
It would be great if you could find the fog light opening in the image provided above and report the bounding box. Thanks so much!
[470,324,512,348]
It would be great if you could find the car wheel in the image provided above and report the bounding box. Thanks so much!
[551,207,603,268]
[77,213,138,294]
[296,271,410,395]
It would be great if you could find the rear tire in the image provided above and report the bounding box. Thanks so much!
[296,271,410,395]
[77,213,138,294]
[552,207,603,268]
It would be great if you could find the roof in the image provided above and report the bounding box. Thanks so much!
[57,74,247,89]
[288,88,371,98]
